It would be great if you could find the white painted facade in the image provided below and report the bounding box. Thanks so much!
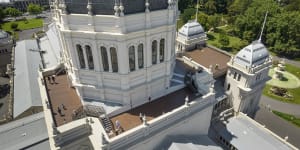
[52,1,178,106]
[225,43,272,117]
[176,20,207,53]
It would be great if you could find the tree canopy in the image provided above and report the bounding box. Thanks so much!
[27,3,43,16]
[178,0,300,58]
[4,7,22,19]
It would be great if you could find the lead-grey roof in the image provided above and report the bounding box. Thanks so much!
[157,135,222,150]
[0,112,50,150]
[217,114,294,150]
[63,0,168,15]
[40,23,63,69]
[234,40,269,67]
[178,20,205,39]
[13,40,43,118]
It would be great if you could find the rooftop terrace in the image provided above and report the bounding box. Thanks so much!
[45,74,83,127]
[109,88,196,137]
[184,47,231,78]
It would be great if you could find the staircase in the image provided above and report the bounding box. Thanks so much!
[100,115,113,132]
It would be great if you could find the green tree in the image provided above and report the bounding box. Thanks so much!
[204,0,216,15]
[178,0,193,12]
[218,34,229,48]
[5,7,22,20]
[0,7,5,22]
[27,3,43,16]
[197,12,209,29]
[228,0,252,16]
[10,22,18,31]
[180,8,196,24]
[207,14,220,30]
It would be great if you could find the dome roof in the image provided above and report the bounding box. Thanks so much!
[234,41,269,67]
[0,30,9,39]
[178,20,205,37]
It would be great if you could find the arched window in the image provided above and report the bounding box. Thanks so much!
[227,83,230,91]
[76,44,85,69]
[85,45,94,70]
[110,47,118,72]
[138,44,144,69]
[101,46,109,72]
[152,40,157,64]
[159,39,165,62]
[129,46,135,71]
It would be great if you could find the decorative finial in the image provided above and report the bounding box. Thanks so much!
[114,0,120,16]
[210,83,215,93]
[208,64,213,73]
[143,114,147,125]
[185,96,189,106]
[258,11,268,43]
[87,0,93,16]
[119,0,124,16]
[60,0,68,14]
[145,0,150,13]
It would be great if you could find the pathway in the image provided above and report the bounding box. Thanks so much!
[272,56,300,68]
[260,95,300,117]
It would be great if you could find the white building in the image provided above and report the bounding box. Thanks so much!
[52,0,178,109]
[0,1,298,150]
[225,40,272,117]
[176,20,207,53]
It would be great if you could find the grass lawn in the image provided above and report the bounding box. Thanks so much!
[267,69,300,89]
[285,64,300,79]
[1,18,43,32]
[272,110,300,127]
[207,32,248,54]
[263,64,300,104]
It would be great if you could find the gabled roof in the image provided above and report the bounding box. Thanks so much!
[40,23,63,69]
[13,40,42,118]
[234,41,269,67]
[178,20,205,38]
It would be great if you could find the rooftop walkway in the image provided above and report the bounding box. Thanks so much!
[110,88,195,137]
[45,74,83,127]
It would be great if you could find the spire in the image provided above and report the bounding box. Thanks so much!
[258,12,268,43]
[195,0,199,22]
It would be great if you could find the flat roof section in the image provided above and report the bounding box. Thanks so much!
[216,114,296,150]
[45,74,83,127]
[184,47,231,77]
[110,88,195,137]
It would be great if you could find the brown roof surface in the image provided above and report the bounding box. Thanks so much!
[184,47,231,77]
[109,88,196,137]
[45,74,83,127]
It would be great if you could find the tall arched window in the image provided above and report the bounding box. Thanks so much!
[110,47,118,72]
[85,45,94,70]
[101,46,109,72]
[152,40,157,64]
[138,44,144,69]
[159,39,165,62]
[129,46,135,71]
[76,44,85,69]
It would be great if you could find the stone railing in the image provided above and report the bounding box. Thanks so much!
[54,118,92,148]
[103,93,215,149]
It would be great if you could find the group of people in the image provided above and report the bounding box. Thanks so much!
[57,103,66,117]
[47,75,57,84]
[115,120,124,135]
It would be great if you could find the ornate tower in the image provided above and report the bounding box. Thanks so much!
[225,13,272,117]
[52,0,178,108]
